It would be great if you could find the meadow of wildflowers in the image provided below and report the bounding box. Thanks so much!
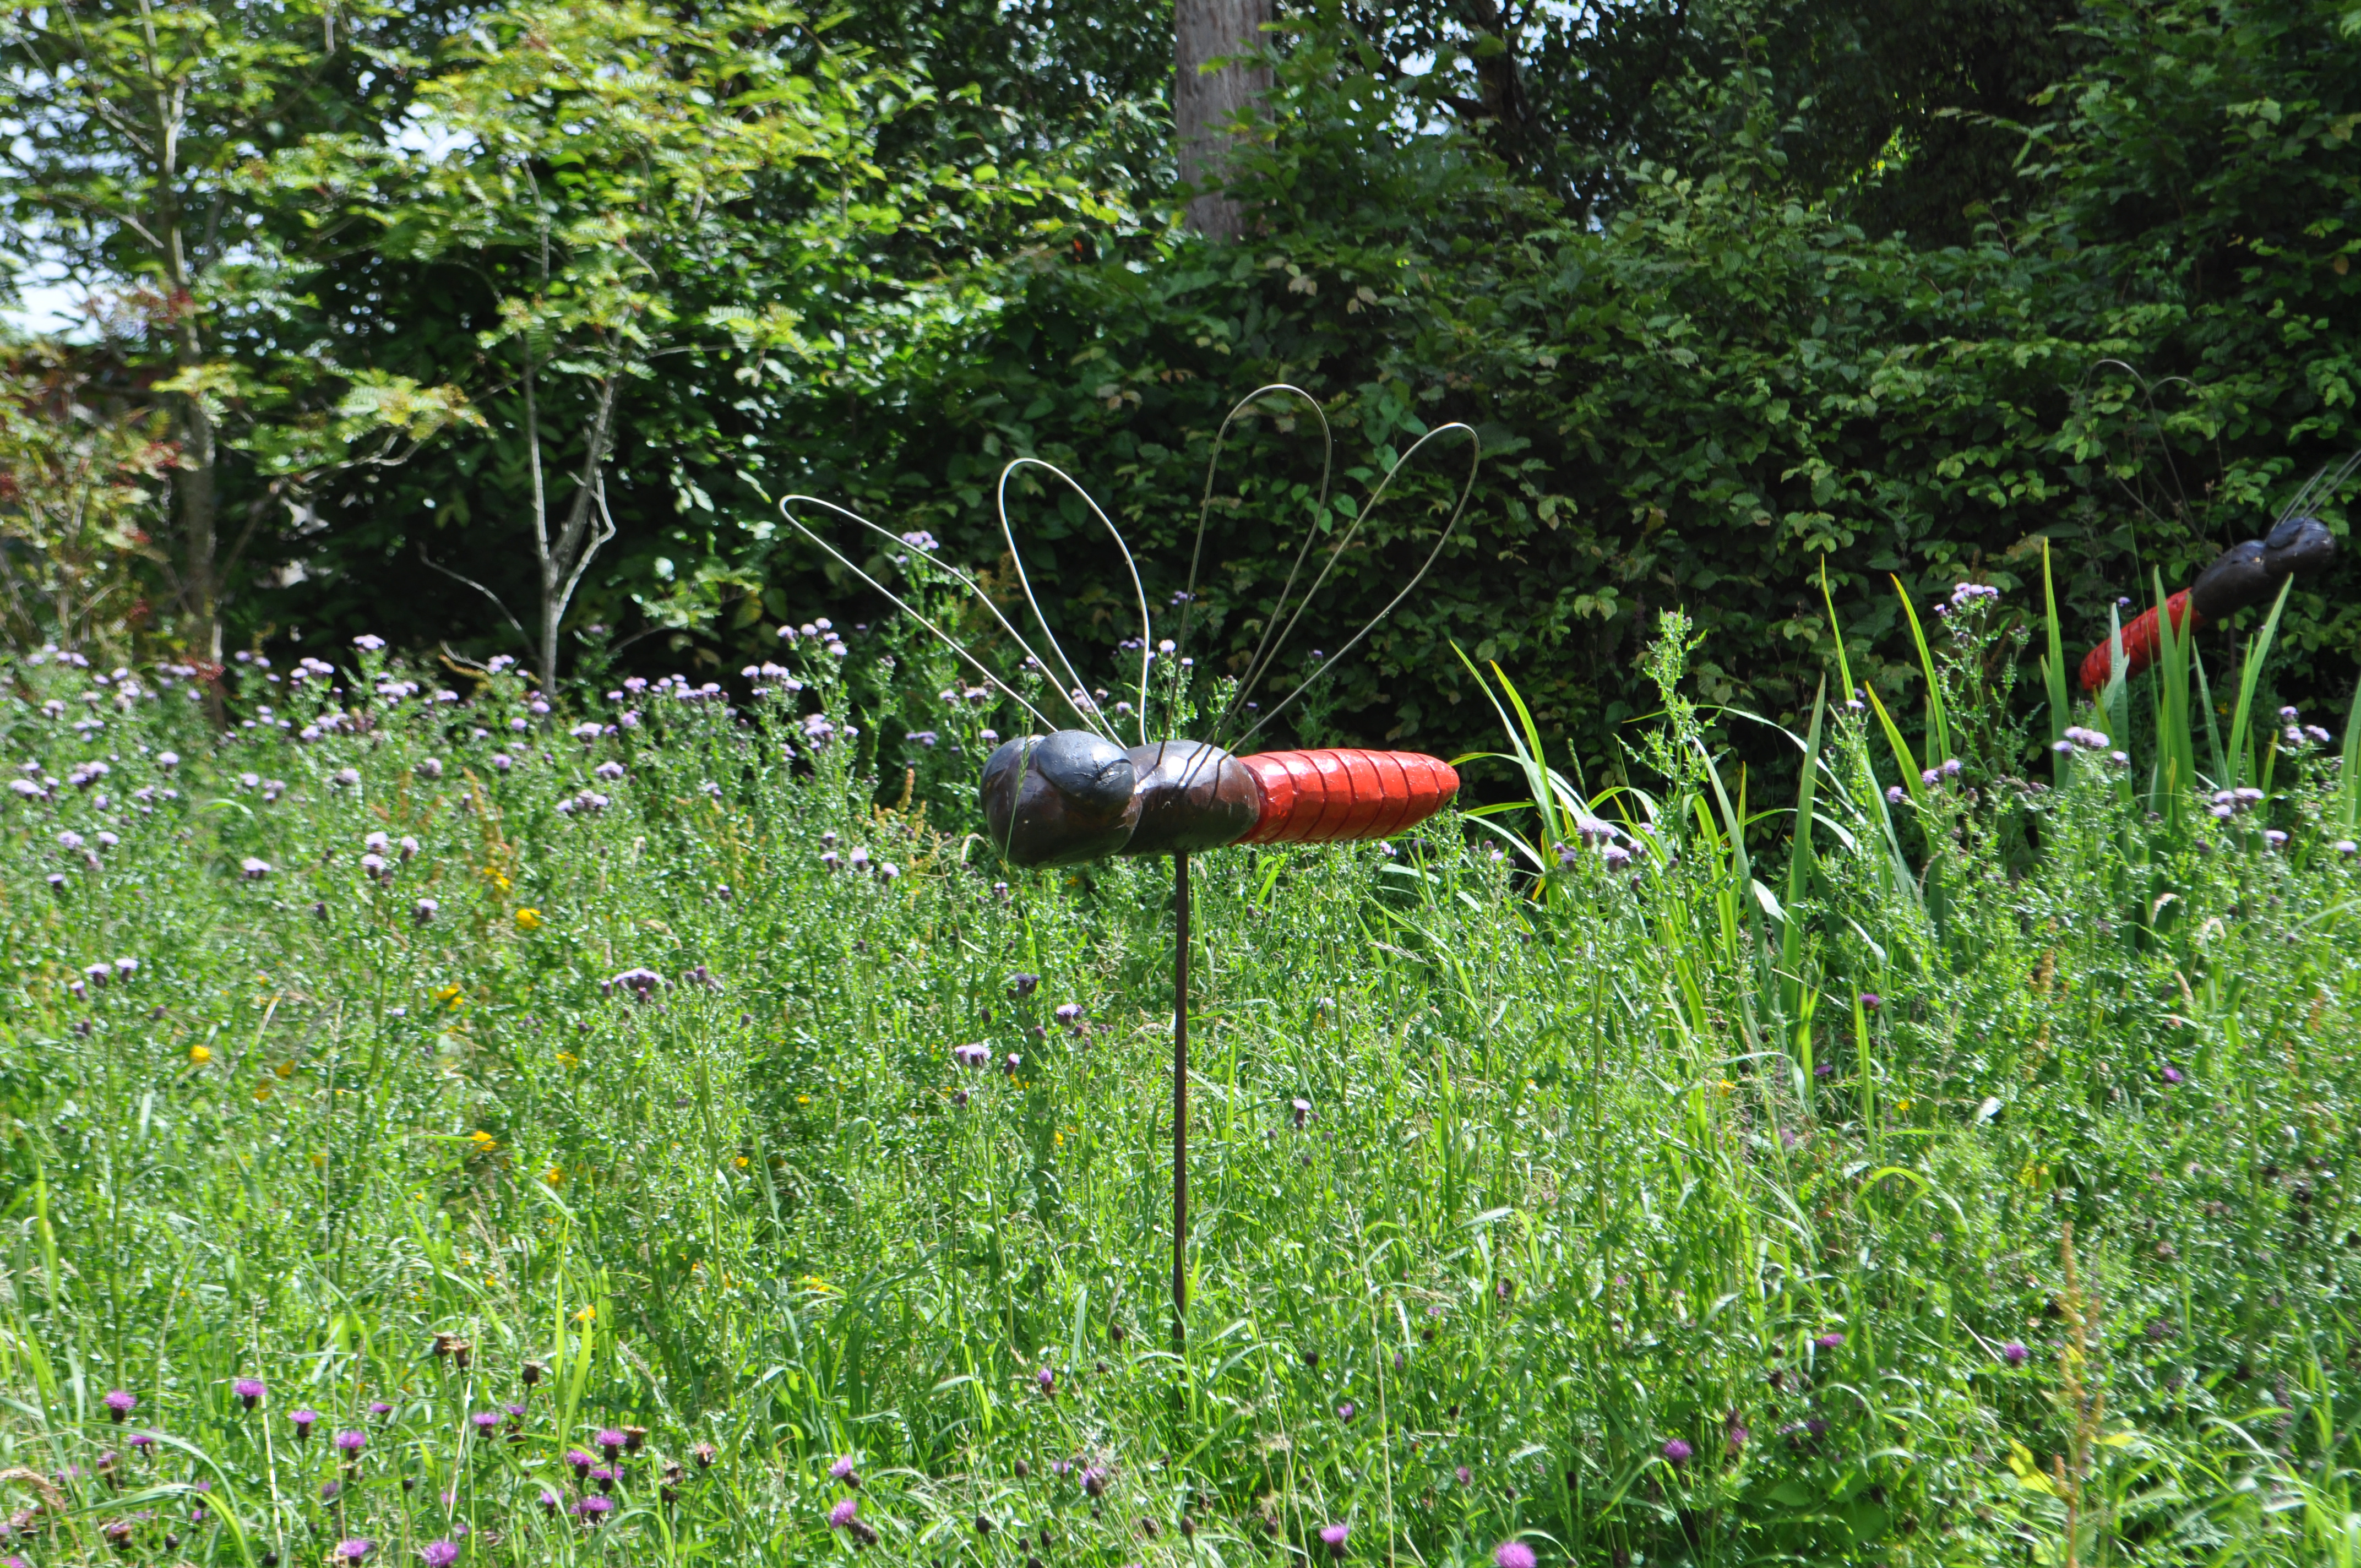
[3,594,2360,1566]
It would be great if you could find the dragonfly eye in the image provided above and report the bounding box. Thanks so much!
[981,731,1140,867]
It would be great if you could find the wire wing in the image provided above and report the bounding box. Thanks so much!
[777,493,1114,741]
[2274,450,2361,529]
[994,458,1154,747]
[1171,391,1482,755]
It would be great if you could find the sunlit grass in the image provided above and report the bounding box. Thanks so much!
[3,600,2360,1567]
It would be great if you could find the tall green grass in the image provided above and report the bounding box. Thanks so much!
[2,586,2359,1568]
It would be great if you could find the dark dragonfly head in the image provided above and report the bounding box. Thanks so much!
[981,731,1140,868]
[2188,514,2337,620]
[980,731,1259,867]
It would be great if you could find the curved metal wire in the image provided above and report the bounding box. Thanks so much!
[994,457,1155,747]
[1172,385,1336,698]
[2276,449,2361,527]
[784,397,1481,768]
[776,493,1071,736]
[1210,420,1483,754]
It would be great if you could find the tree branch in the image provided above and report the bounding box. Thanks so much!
[420,543,536,658]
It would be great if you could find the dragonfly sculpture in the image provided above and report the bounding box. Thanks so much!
[781,386,1480,1344]
[2077,454,2357,690]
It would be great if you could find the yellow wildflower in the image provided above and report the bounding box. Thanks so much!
[557,1052,579,1069]
[254,1086,271,1103]
[275,1061,294,1079]
[733,1155,750,1169]
[573,1304,595,1323]
[469,1130,499,1154]
[189,1044,212,1065]
[514,907,542,931]
[544,1166,564,1187]
[433,984,465,1010]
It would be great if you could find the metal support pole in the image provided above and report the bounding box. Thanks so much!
[1172,850,1190,1348]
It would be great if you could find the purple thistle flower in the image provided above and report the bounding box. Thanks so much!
[2162,1065,2184,1084]
[1661,1438,1692,1466]
[1037,1367,1056,1397]
[470,1411,502,1434]
[829,1497,861,1530]
[368,1401,392,1418]
[540,1490,562,1515]
[1336,1401,1356,1420]
[1455,1466,1472,1485]
[1081,1466,1109,1498]
[574,1496,613,1522]
[1495,1544,1537,1568]
[1319,1522,1351,1558]
[1814,1332,1845,1351]
[567,1449,594,1478]
[1857,992,1880,1011]
[1054,1002,1082,1025]
[421,1543,460,1568]
[597,1428,627,1460]
[334,1429,367,1455]
[128,1430,154,1450]
[335,1540,375,1562]
[2001,1342,2030,1365]
[103,1390,136,1420]
[291,1408,319,1439]
[830,1453,861,1485]
[234,1378,265,1409]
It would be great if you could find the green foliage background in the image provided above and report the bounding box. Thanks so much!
[6,0,2359,774]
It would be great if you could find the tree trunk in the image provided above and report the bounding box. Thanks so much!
[177,397,221,662]
[1175,0,1271,239]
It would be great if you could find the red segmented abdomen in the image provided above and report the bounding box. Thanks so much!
[1236,749,1460,845]
[2079,590,2200,692]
